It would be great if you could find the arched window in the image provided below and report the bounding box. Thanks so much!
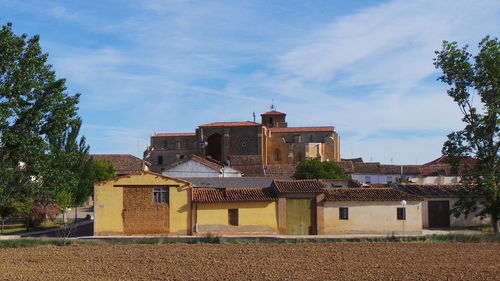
[274,149,281,161]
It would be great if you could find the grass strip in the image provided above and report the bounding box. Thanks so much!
[0,233,498,248]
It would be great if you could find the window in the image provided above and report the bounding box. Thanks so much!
[153,188,168,204]
[158,155,163,165]
[397,207,406,220]
[228,209,239,226]
[365,176,371,184]
[274,149,281,161]
[339,207,349,220]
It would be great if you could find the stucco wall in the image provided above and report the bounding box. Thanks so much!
[195,201,278,234]
[324,201,422,234]
[422,199,491,228]
[94,181,124,235]
[169,184,191,235]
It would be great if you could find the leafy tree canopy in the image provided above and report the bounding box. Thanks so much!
[293,158,348,180]
[434,36,499,233]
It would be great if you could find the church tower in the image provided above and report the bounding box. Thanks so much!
[261,110,287,128]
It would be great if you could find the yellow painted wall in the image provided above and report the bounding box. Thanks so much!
[169,184,191,235]
[324,201,422,234]
[94,182,124,235]
[94,173,191,236]
[196,201,278,234]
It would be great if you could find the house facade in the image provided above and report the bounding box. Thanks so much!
[94,172,423,236]
[396,184,490,228]
[143,110,340,174]
[162,155,243,178]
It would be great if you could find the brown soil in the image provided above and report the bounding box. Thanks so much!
[0,242,499,280]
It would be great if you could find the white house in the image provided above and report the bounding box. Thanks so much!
[163,155,243,178]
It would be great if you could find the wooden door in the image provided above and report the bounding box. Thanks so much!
[286,199,313,235]
[428,200,450,228]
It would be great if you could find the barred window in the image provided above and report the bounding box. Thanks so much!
[153,188,169,204]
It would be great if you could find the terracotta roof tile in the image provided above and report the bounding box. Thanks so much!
[321,179,364,188]
[337,161,354,173]
[261,110,286,116]
[325,188,422,201]
[153,133,196,137]
[181,177,274,188]
[199,121,262,127]
[192,187,277,203]
[91,154,150,175]
[95,171,192,186]
[424,156,477,165]
[269,126,334,133]
[395,184,471,198]
[273,179,325,193]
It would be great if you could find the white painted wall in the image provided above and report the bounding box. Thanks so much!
[409,176,461,185]
[351,173,413,184]
[163,160,242,178]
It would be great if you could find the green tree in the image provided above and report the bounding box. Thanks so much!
[293,158,348,180]
[0,22,80,229]
[434,36,499,233]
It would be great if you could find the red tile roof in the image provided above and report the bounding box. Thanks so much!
[95,171,192,186]
[396,184,471,198]
[273,179,325,193]
[325,188,422,201]
[261,110,286,116]
[91,154,150,175]
[199,121,262,127]
[153,133,196,137]
[192,187,277,203]
[269,126,335,133]
[424,156,477,165]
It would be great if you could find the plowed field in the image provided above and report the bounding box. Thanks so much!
[1,242,499,280]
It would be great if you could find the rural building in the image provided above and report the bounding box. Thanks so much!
[396,184,490,228]
[94,172,191,236]
[91,154,151,176]
[323,188,422,234]
[338,160,420,185]
[162,155,243,178]
[143,109,340,174]
[94,173,424,236]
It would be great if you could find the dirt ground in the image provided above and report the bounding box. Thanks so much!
[0,242,499,280]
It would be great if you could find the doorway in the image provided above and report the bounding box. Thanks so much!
[206,133,222,161]
[428,200,450,228]
[286,199,315,235]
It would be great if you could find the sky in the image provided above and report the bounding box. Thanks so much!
[1,0,499,164]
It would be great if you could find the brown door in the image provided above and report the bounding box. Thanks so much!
[428,200,450,228]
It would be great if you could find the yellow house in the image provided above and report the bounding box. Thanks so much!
[192,188,279,234]
[323,188,423,234]
[94,172,191,236]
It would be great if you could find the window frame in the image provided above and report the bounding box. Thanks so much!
[153,187,169,204]
[339,207,349,220]
[228,209,239,226]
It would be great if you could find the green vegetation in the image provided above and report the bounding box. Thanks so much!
[293,158,348,180]
[1,234,498,248]
[434,36,500,234]
[0,22,115,233]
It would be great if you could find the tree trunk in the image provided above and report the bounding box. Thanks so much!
[74,206,77,223]
[492,215,499,234]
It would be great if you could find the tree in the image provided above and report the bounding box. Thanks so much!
[293,158,348,180]
[0,22,80,229]
[434,36,499,233]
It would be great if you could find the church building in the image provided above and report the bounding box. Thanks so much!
[144,110,341,174]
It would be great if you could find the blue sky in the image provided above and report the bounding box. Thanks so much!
[2,0,499,164]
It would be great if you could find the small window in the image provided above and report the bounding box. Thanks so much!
[228,209,239,226]
[397,207,406,220]
[158,155,163,165]
[365,176,371,184]
[339,207,348,220]
[274,149,281,161]
[153,188,168,204]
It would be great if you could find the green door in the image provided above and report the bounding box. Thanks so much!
[286,199,313,235]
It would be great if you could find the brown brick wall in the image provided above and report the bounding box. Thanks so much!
[122,187,169,235]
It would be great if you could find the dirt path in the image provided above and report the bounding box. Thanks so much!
[0,242,498,280]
